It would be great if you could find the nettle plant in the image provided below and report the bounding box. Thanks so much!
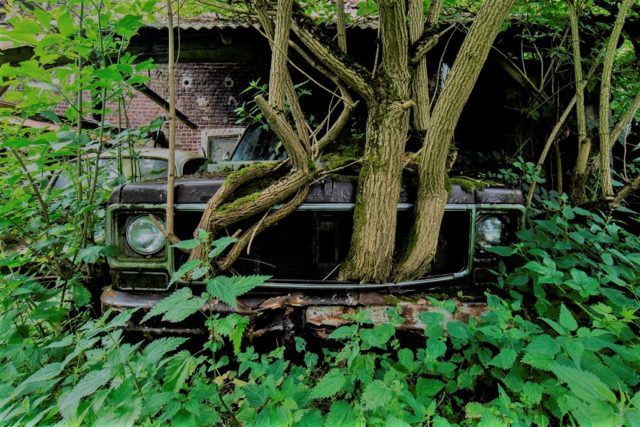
[1,204,639,425]
[0,1,160,296]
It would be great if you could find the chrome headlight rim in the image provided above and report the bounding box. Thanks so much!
[125,215,166,255]
[476,215,505,248]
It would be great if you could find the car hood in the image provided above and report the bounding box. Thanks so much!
[109,177,524,205]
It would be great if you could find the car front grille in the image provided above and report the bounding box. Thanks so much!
[172,208,472,284]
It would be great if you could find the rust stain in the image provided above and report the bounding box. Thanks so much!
[101,288,487,335]
[305,301,487,331]
[258,293,307,310]
[357,291,386,305]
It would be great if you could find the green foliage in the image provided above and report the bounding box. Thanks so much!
[2,203,640,425]
[1,1,639,426]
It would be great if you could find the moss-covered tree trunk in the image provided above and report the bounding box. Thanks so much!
[567,0,591,204]
[339,0,410,282]
[395,0,515,280]
[186,0,514,284]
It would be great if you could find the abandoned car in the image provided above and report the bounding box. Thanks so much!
[51,147,206,190]
[101,127,525,333]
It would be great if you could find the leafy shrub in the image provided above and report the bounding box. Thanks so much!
[2,203,639,426]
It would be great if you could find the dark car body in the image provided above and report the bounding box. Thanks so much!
[101,176,524,334]
[100,124,524,334]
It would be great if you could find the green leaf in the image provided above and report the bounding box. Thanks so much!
[56,13,75,37]
[551,364,616,403]
[34,9,52,28]
[416,378,445,398]
[361,323,395,349]
[170,259,202,284]
[243,383,268,407]
[558,304,578,332]
[311,369,345,399]
[206,277,237,309]
[209,236,238,258]
[522,334,560,370]
[447,321,470,343]
[329,325,357,340]
[76,245,103,264]
[521,382,543,405]
[432,416,453,427]
[143,337,188,365]
[230,275,269,296]
[487,246,515,256]
[398,348,414,370]
[490,348,517,370]
[172,238,201,250]
[21,362,64,386]
[387,415,412,427]
[325,401,356,427]
[58,368,111,419]
[141,288,205,323]
[44,336,73,349]
[95,68,123,83]
[164,351,198,392]
[189,266,209,281]
[298,409,324,427]
[361,380,392,410]
[426,337,447,360]
[114,15,143,38]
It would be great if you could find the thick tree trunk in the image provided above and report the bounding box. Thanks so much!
[339,100,409,282]
[339,0,410,282]
[568,0,591,204]
[599,0,635,198]
[189,0,353,273]
[395,0,515,281]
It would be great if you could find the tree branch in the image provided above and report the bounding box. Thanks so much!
[609,89,640,148]
[255,94,309,170]
[335,0,347,54]
[217,186,309,271]
[268,0,293,110]
[408,0,430,130]
[255,3,310,143]
[526,96,576,206]
[165,0,177,239]
[291,7,373,101]
[409,24,454,65]
[610,174,640,208]
[315,90,357,153]
[599,0,635,198]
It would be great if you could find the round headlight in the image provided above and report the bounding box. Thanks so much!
[126,215,165,255]
[477,216,504,248]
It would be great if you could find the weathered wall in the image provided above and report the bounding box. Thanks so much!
[115,62,268,153]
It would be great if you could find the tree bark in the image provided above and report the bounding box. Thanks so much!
[610,174,640,208]
[599,0,635,198]
[568,0,590,204]
[395,0,515,281]
[165,0,177,239]
[188,0,356,273]
[339,0,410,283]
[408,0,431,131]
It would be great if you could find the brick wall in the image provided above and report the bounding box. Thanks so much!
[108,62,268,153]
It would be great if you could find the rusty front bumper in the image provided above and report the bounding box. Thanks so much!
[101,288,487,334]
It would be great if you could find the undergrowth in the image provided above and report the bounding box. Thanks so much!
[1,200,639,426]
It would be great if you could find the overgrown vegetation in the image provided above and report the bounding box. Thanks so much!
[0,0,639,426]
[2,202,639,425]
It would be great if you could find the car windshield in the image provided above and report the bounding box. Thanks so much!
[99,157,168,180]
[53,156,168,189]
[231,124,287,161]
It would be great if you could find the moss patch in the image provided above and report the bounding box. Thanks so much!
[447,176,493,193]
[216,191,260,215]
